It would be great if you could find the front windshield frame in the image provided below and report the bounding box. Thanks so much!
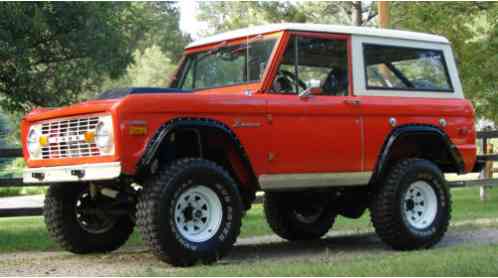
[170,32,282,91]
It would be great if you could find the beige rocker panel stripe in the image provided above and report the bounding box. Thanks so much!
[258,172,372,190]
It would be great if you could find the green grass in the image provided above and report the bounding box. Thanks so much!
[140,244,498,276]
[0,216,144,253]
[0,186,47,197]
[0,217,58,252]
[0,187,496,253]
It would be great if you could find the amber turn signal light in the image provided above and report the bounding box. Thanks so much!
[38,135,48,146]
[129,126,147,136]
[84,131,95,142]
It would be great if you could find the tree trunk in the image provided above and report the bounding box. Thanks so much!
[480,142,493,201]
[377,1,390,28]
[351,1,362,26]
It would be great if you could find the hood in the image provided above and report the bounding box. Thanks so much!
[96,87,193,100]
[24,99,121,122]
[24,87,193,122]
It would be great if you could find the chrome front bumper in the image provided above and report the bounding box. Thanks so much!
[23,162,121,184]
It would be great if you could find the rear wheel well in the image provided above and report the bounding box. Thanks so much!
[372,126,462,186]
[149,124,257,210]
[386,133,455,171]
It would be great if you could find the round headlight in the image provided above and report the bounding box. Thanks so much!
[27,127,41,158]
[95,120,113,153]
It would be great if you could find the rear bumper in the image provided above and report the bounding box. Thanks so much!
[23,162,121,184]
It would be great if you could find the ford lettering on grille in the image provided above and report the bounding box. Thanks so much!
[41,116,101,159]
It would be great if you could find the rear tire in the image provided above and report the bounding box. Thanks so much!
[44,183,134,254]
[264,192,336,241]
[370,158,451,250]
[136,158,243,266]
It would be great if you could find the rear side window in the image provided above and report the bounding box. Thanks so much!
[364,44,453,92]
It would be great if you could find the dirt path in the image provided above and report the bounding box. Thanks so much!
[0,224,497,276]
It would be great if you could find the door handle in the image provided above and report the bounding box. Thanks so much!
[344,99,361,106]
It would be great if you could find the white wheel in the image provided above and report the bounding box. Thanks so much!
[137,159,243,266]
[371,159,451,250]
[174,185,223,243]
[403,180,438,230]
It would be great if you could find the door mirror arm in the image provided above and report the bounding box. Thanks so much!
[298,88,312,99]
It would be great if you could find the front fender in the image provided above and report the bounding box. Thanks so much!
[135,117,255,181]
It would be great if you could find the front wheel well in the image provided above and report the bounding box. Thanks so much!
[138,119,258,209]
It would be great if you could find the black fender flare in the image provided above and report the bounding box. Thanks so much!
[136,117,257,184]
[371,124,465,185]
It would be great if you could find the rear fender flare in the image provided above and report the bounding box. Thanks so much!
[371,124,464,185]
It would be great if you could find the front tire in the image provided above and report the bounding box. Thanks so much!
[370,158,451,250]
[264,192,336,241]
[44,183,135,254]
[136,158,243,266]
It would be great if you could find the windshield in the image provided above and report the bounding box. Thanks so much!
[173,38,277,90]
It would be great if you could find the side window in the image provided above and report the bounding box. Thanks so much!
[247,39,276,82]
[364,44,453,92]
[272,35,349,96]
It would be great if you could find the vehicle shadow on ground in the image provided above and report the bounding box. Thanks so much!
[226,227,498,263]
[2,228,496,276]
[227,232,387,263]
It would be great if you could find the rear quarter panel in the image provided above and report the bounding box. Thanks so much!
[360,96,476,173]
[351,35,475,173]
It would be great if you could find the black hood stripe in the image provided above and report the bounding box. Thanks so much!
[97,87,193,100]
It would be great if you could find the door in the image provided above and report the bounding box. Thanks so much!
[261,33,364,189]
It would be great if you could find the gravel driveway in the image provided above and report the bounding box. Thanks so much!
[0,224,497,276]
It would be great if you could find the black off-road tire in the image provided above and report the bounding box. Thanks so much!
[44,183,135,254]
[370,158,451,250]
[264,192,336,241]
[136,158,243,267]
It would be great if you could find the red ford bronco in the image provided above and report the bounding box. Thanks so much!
[22,24,477,266]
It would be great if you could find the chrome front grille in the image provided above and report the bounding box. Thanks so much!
[41,116,101,159]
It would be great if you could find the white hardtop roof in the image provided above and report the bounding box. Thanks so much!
[186,23,449,48]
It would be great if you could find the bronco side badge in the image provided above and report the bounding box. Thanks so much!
[233,118,261,128]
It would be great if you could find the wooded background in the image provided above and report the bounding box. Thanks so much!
[0,1,497,147]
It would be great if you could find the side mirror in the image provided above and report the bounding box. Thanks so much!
[298,88,312,99]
